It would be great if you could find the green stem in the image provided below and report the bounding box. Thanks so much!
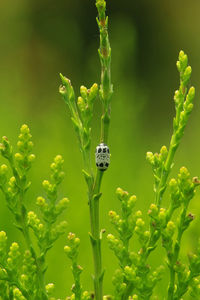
[86,2,113,299]
[167,205,188,300]
[101,110,110,144]
[156,135,178,207]
[89,170,104,300]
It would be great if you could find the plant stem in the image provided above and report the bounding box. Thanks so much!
[167,204,188,300]
[87,2,113,299]
[156,135,178,208]
[89,171,104,300]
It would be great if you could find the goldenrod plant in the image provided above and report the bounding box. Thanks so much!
[0,0,200,299]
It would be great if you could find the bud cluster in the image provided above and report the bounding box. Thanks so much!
[15,124,35,174]
[64,232,83,299]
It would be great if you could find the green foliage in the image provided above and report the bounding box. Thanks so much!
[107,50,200,300]
[0,0,200,299]
[0,125,68,299]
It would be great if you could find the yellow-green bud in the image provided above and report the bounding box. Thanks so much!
[179,166,190,179]
[77,96,86,111]
[136,218,144,227]
[109,210,117,218]
[54,154,63,164]
[166,221,175,236]
[0,164,8,174]
[188,86,195,100]
[10,242,19,252]
[28,141,34,149]
[107,234,115,241]
[135,210,142,218]
[159,208,166,221]
[0,231,7,242]
[50,162,56,170]
[28,154,36,162]
[68,232,75,240]
[17,141,23,149]
[10,176,16,184]
[160,145,168,160]
[144,231,150,239]
[184,65,192,78]
[88,83,98,101]
[148,203,158,216]
[74,237,80,246]
[146,152,154,164]
[15,153,23,161]
[42,180,50,189]
[46,283,55,294]
[80,85,88,99]
[128,195,137,207]
[36,196,46,207]
[116,187,129,199]
[20,124,30,134]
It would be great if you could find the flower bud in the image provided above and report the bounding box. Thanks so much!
[80,85,88,99]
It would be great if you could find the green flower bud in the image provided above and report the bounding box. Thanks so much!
[174,90,180,104]
[56,197,69,214]
[183,65,192,81]
[28,154,36,162]
[77,96,86,112]
[136,218,145,228]
[59,74,75,100]
[68,232,75,240]
[64,245,71,254]
[9,176,16,186]
[82,291,90,300]
[46,283,55,295]
[135,210,142,218]
[146,152,154,165]
[42,179,51,190]
[0,136,13,159]
[124,265,136,281]
[88,83,98,102]
[20,124,30,135]
[107,233,115,241]
[15,152,23,161]
[0,231,7,244]
[187,86,195,101]
[116,187,129,200]
[13,287,26,300]
[0,164,8,174]
[177,50,188,72]
[27,141,34,149]
[160,145,168,161]
[54,154,64,165]
[80,85,88,99]
[36,196,47,208]
[17,141,23,150]
[166,221,175,236]
[158,208,166,223]
[128,195,137,209]
[148,203,158,217]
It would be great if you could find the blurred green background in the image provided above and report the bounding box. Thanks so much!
[0,0,200,298]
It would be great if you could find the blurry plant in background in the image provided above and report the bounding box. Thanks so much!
[0,0,200,299]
